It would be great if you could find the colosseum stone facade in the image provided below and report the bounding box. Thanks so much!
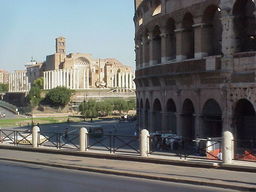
[134,0,256,149]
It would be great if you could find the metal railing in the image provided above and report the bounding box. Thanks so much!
[0,129,32,145]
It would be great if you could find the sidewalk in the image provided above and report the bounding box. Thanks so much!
[0,146,256,191]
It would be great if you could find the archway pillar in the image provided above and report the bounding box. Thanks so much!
[194,113,203,138]
[160,30,168,64]
[175,28,187,61]
[176,113,183,136]
[193,22,209,59]
[149,32,154,66]
[142,36,149,67]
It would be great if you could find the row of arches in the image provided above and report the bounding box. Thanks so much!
[138,98,256,143]
[136,0,256,67]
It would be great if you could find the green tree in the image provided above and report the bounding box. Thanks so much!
[33,77,44,89]
[0,83,8,92]
[45,86,73,108]
[79,100,99,120]
[28,86,41,107]
[127,98,136,110]
[97,100,113,116]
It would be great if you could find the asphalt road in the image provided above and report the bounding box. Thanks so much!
[0,106,17,119]
[0,160,238,192]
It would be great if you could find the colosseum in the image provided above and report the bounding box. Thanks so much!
[134,0,256,155]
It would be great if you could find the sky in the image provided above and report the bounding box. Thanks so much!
[0,0,135,72]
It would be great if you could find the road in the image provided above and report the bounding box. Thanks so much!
[0,160,238,192]
[0,106,17,119]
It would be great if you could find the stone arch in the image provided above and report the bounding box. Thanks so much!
[152,0,161,16]
[152,25,162,64]
[233,99,256,142]
[153,98,162,132]
[166,98,177,133]
[181,99,195,140]
[145,99,150,130]
[144,29,150,66]
[233,0,256,52]
[182,12,195,59]
[166,18,176,60]
[201,99,222,138]
[202,5,222,56]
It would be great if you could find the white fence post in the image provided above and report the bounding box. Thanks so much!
[222,130,234,164]
[32,126,40,148]
[140,129,150,157]
[80,127,88,152]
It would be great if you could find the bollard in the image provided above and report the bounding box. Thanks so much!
[32,126,40,148]
[80,127,88,152]
[222,130,234,164]
[140,129,150,157]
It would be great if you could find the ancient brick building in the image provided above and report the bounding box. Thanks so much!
[134,0,256,147]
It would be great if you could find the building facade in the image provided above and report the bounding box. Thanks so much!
[134,0,256,147]
[8,70,30,92]
[0,69,9,84]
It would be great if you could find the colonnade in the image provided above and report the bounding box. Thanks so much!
[8,71,30,92]
[112,72,136,89]
[43,69,89,90]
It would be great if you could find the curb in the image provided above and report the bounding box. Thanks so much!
[0,145,256,173]
[0,157,255,192]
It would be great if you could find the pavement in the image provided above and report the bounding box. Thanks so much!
[0,145,256,191]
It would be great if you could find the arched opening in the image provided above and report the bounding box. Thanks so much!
[181,99,195,140]
[139,36,143,67]
[182,13,194,59]
[145,99,150,130]
[152,26,162,64]
[233,0,256,52]
[201,99,222,138]
[144,30,150,66]
[234,99,256,141]
[166,18,176,60]
[152,0,161,16]
[166,99,177,133]
[234,99,256,158]
[153,99,162,132]
[202,5,222,56]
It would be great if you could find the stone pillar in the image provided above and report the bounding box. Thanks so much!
[194,113,202,138]
[43,72,46,90]
[193,22,209,59]
[80,127,88,152]
[221,11,236,70]
[32,126,40,148]
[176,113,183,136]
[142,36,148,67]
[140,129,150,157]
[175,27,186,61]
[125,72,129,89]
[160,30,168,64]
[222,131,234,164]
[149,32,154,66]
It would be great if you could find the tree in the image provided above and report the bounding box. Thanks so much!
[0,83,8,93]
[27,86,41,107]
[97,100,113,116]
[79,100,99,120]
[45,86,73,108]
[33,77,44,89]
[127,98,136,110]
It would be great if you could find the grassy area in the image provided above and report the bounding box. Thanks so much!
[0,116,82,128]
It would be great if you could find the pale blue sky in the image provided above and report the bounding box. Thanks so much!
[0,0,135,72]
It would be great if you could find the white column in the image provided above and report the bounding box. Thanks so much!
[125,72,128,89]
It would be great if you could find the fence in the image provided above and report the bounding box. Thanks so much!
[0,127,255,164]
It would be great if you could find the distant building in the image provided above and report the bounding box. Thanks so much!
[0,69,9,84]
[8,70,30,92]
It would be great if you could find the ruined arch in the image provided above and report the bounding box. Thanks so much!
[166,18,176,60]
[145,99,150,130]
[201,99,222,138]
[234,99,256,142]
[153,98,162,132]
[182,12,194,59]
[181,99,195,140]
[202,5,222,56]
[166,98,177,133]
[233,0,256,52]
[152,0,161,16]
[152,25,162,64]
